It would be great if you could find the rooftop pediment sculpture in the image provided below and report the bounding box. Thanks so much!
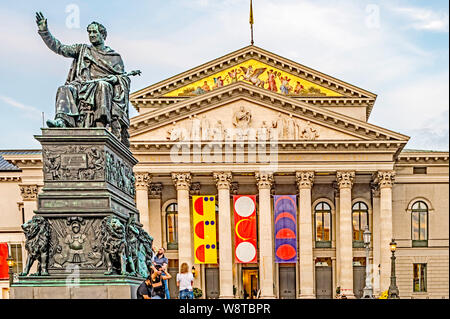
[36,12,141,147]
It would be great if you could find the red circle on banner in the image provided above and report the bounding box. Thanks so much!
[275,228,296,239]
[194,197,204,215]
[274,212,296,224]
[196,245,205,262]
[276,244,296,260]
[195,221,204,239]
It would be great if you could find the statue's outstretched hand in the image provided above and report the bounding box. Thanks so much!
[36,12,48,31]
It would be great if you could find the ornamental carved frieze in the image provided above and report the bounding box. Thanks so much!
[375,171,396,189]
[43,145,105,181]
[213,172,232,190]
[105,151,136,198]
[336,171,355,189]
[230,182,239,195]
[255,172,274,190]
[296,171,315,189]
[135,172,151,190]
[19,184,39,201]
[148,183,163,199]
[172,173,192,191]
[190,182,201,195]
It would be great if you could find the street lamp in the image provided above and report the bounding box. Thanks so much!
[388,239,400,299]
[6,255,15,287]
[362,225,373,298]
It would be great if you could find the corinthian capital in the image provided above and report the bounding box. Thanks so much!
[172,172,192,191]
[336,171,355,189]
[149,182,163,199]
[19,184,39,201]
[255,172,274,190]
[296,171,315,189]
[135,172,151,190]
[375,171,395,189]
[213,172,232,190]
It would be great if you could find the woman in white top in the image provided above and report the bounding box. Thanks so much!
[177,262,194,299]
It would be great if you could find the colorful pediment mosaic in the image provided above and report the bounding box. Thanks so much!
[164,59,342,97]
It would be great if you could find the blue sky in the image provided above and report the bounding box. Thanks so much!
[0,0,448,150]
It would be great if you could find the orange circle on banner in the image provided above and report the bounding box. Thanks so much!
[194,197,204,215]
[195,221,204,239]
[196,244,205,262]
[276,244,296,260]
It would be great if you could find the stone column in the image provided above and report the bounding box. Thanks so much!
[19,184,38,222]
[149,183,163,249]
[370,181,381,295]
[255,172,275,298]
[376,171,395,293]
[296,171,315,298]
[336,171,355,298]
[213,172,234,299]
[135,173,151,232]
[172,173,193,269]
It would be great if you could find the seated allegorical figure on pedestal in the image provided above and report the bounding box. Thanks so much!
[35,12,140,146]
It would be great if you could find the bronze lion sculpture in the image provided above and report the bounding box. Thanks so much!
[20,215,51,276]
[100,215,127,275]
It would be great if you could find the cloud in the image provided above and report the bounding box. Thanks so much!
[0,94,42,116]
[392,6,449,32]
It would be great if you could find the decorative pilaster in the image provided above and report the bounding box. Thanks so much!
[336,171,355,298]
[189,182,201,196]
[172,173,193,270]
[375,171,395,293]
[213,172,234,299]
[370,178,381,295]
[255,172,275,298]
[296,172,315,298]
[332,180,340,291]
[230,182,239,195]
[19,184,39,223]
[148,182,163,248]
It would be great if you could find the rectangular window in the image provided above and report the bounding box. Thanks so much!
[413,167,427,174]
[413,263,427,292]
[10,244,22,274]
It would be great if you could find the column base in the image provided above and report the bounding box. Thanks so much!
[299,294,316,299]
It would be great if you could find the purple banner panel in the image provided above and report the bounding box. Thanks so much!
[274,195,297,263]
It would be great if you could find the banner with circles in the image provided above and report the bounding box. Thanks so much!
[274,195,297,263]
[193,195,217,264]
[233,195,257,263]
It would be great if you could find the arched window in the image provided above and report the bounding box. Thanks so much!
[315,202,331,248]
[412,201,428,247]
[166,202,178,250]
[352,202,368,247]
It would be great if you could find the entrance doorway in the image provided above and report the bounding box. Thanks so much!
[353,257,366,299]
[279,265,296,299]
[242,268,259,299]
[315,258,333,299]
[205,267,220,299]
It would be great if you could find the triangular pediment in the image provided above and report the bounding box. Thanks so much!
[130,82,408,147]
[130,46,377,119]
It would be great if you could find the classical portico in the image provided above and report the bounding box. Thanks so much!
[122,46,425,298]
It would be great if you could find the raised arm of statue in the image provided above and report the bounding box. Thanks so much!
[36,12,80,59]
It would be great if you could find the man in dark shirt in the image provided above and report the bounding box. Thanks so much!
[136,276,152,299]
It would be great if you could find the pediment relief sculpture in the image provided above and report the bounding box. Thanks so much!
[163,105,321,142]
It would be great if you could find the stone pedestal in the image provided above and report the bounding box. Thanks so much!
[11,128,152,299]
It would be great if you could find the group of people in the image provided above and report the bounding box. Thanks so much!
[137,247,195,300]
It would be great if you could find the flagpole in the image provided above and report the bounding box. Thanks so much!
[250,0,254,45]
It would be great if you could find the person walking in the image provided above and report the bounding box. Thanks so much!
[136,276,153,299]
[151,265,172,299]
[153,247,170,299]
[177,262,194,299]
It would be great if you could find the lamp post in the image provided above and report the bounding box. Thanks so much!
[388,239,400,299]
[362,225,373,298]
[6,254,15,287]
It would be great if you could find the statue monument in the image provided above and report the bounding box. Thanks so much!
[10,13,152,299]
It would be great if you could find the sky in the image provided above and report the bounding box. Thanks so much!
[0,0,448,150]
